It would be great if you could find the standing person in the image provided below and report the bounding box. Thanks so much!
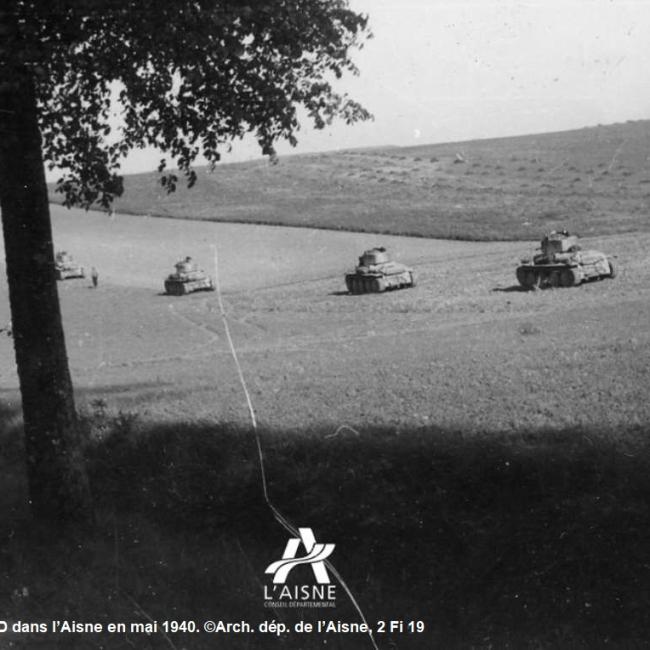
[91,267,99,288]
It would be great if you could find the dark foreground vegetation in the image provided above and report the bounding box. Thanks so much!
[50,120,650,242]
[1,402,649,649]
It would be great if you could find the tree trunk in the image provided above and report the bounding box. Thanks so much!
[0,65,93,527]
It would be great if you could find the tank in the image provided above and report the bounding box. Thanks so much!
[164,257,215,295]
[54,251,85,280]
[516,231,616,290]
[345,247,416,294]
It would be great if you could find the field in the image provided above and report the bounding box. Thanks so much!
[2,207,648,435]
[2,122,650,649]
[49,120,650,241]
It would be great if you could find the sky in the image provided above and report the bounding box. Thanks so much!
[116,0,650,174]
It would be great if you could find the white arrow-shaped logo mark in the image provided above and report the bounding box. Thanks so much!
[265,528,335,584]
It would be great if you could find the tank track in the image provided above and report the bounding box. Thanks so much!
[165,278,215,295]
[516,264,600,290]
[56,267,85,280]
[345,272,415,295]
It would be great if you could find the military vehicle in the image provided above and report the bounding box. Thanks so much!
[345,247,416,294]
[54,251,85,280]
[164,257,215,295]
[516,231,615,290]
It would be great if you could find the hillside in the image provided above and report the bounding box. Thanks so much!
[49,120,650,241]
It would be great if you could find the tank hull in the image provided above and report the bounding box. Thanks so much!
[345,268,416,294]
[55,265,85,280]
[516,252,614,290]
[164,277,215,295]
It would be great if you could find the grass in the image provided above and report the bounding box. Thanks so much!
[49,120,650,242]
[2,406,650,649]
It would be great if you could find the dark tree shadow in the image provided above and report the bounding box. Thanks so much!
[4,389,650,648]
[82,413,650,646]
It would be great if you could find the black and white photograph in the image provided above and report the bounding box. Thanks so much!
[1,1,650,648]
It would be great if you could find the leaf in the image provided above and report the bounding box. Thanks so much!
[26,1,370,204]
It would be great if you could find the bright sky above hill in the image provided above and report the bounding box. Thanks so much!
[112,0,650,174]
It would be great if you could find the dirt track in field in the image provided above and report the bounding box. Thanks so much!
[1,204,649,437]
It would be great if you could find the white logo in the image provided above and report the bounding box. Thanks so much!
[265,528,335,584]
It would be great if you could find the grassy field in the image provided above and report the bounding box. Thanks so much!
[49,120,650,241]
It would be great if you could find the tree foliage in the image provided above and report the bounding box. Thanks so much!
[4,0,371,207]
[0,1,370,527]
